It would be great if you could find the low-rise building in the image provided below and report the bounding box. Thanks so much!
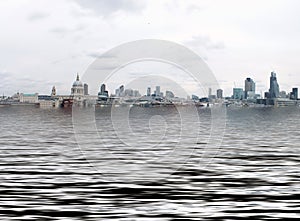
[19,93,38,103]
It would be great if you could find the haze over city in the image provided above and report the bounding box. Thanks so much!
[1,0,300,96]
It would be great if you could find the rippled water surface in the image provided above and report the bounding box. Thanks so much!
[0,105,299,220]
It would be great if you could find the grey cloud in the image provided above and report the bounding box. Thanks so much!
[0,71,64,95]
[51,24,85,33]
[27,12,49,21]
[185,36,225,50]
[73,0,146,17]
[51,27,69,34]
[50,24,86,37]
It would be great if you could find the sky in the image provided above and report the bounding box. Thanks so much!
[1,0,300,97]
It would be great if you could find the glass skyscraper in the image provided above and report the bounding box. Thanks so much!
[269,72,280,98]
[244,77,255,99]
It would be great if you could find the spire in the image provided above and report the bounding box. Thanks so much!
[76,73,79,81]
[51,86,56,96]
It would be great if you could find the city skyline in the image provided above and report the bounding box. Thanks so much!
[1,1,300,97]
[1,70,299,100]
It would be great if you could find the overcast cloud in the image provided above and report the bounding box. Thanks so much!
[0,0,300,96]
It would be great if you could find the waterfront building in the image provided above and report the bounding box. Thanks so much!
[233,88,244,100]
[274,98,297,107]
[38,95,59,108]
[269,72,280,98]
[199,97,209,102]
[19,93,39,103]
[217,89,223,99]
[244,78,255,99]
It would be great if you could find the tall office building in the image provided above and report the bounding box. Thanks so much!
[244,78,255,99]
[98,83,109,101]
[147,87,151,96]
[119,85,124,97]
[84,83,89,95]
[290,88,298,100]
[100,84,106,93]
[216,89,223,99]
[208,88,212,97]
[155,86,160,97]
[269,72,280,98]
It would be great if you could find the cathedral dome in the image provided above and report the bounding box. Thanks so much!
[73,74,83,87]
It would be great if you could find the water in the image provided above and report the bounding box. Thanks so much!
[0,105,299,220]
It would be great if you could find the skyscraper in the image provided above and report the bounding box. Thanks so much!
[100,84,106,93]
[269,72,280,98]
[244,77,255,99]
[216,89,223,99]
[155,86,160,97]
[147,87,151,96]
[98,83,108,101]
[208,88,212,97]
[290,88,298,100]
[115,85,125,97]
[119,85,124,97]
[84,83,89,95]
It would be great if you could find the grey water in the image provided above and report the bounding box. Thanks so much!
[0,105,299,220]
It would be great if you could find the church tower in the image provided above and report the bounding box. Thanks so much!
[51,86,56,96]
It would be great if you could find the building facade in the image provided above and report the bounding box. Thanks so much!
[98,83,109,101]
[217,89,223,99]
[84,83,89,95]
[19,93,39,103]
[71,74,84,97]
[233,88,244,100]
[244,77,255,99]
[155,86,160,97]
[290,88,298,100]
[269,72,280,98]
[147,87,151,96]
